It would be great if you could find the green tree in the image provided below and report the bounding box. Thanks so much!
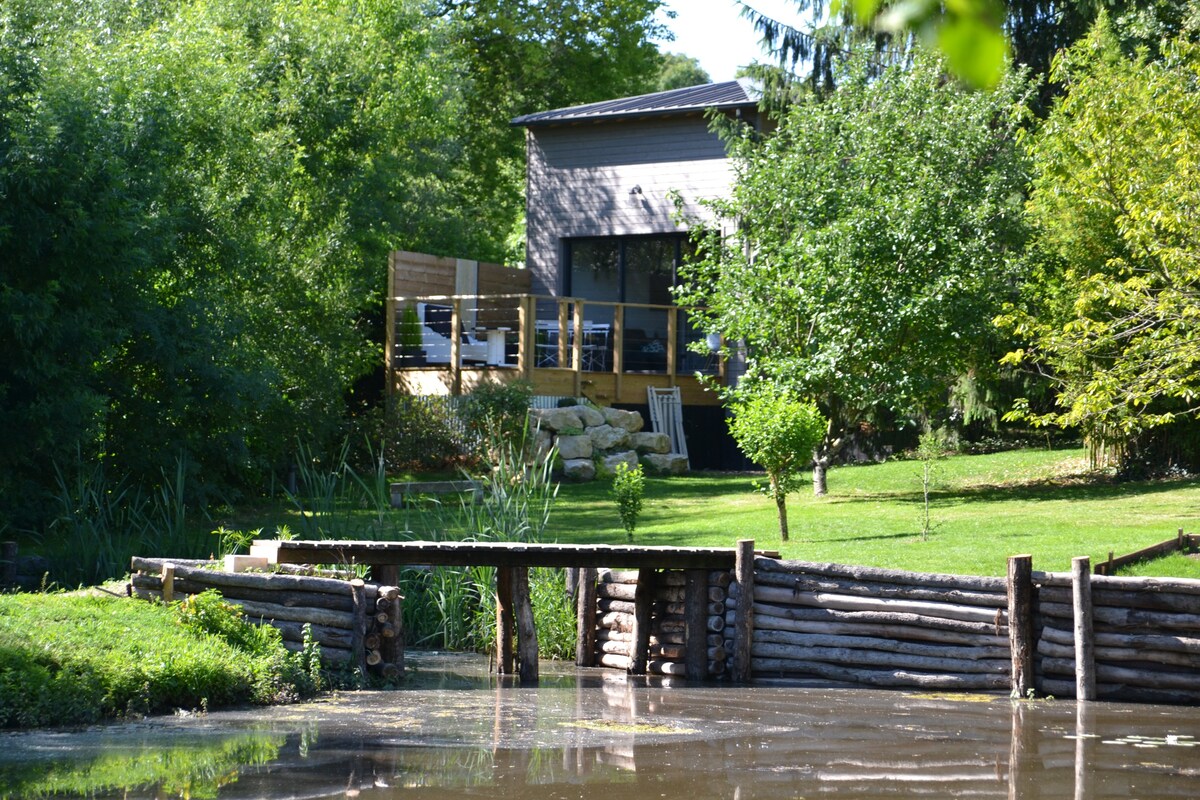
[678,49,1033,495]
[740,0,1196,91]
[997,16,1200,456]
[727,387,826,541]
[656,52,710,91]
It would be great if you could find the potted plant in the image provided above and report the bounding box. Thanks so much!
[397,304,425,366]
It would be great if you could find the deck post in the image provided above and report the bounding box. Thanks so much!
[575,566,597,667]
[630,568,656,674]
[385,254,396,397]
[572,301,584,396]
[685,568,708,680]
[518,295,534,379]
[612,304,625,402]
[450,297,463,395]
[666,306,678,386]
[732,539,755,683]
[557,300,570,369]
[1007,554,1034,698]
[1071,556,1096,701]
[497,566,516,674]
[514,566,539,684]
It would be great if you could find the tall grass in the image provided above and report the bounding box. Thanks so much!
[46,455,206,588]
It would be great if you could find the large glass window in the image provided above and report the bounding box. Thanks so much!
[565,234,687,302]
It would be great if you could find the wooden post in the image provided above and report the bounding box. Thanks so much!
[497,566,516,675]
[518,295,534,379]
[450,297,463,395]
[666,306,678,385]
[2,541,18,589]
[557,300,570,369]
[572,301,584,395]
[1007,554,1034,698]
[612,305,625,400]
[514,566,539,684]
[732,539,755,683]
[1071,556,1096,701]
[350,578,369,677]
[685,568,708,681]
[629,568,656,674]
[385,254,396,397]
[161,563,176,604]
[575,567,597,668]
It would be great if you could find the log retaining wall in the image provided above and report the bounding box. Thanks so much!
[580,543,1200,704]
[130,557,404,677]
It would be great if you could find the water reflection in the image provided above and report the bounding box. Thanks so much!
[2,653,1197,799]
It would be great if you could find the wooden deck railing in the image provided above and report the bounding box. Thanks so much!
[386,292,724,403]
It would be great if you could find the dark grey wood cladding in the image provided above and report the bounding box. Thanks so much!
[523,115,738,295]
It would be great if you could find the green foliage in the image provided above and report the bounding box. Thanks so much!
[611,462,646,540]
[45,456,208,588]
[656,52,710,91]
[0,591,318,729]
[461,380,535,452]
[680,48,1033,485]
[998,16,1200,458]
[0,0,667,533]
[726,387,826,541]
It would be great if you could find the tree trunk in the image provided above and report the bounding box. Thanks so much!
[772,476,789,541]
[812,458,828,496]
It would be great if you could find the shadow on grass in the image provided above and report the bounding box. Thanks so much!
[821,474,1198,508]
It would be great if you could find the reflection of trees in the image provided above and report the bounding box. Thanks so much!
[0,733,284,800]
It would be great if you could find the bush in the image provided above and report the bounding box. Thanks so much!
[611,462,645,540]
[461,380,534,453]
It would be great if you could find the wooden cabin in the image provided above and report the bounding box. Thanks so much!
[386,82,761,466]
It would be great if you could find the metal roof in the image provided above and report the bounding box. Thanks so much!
[511,79,760,127]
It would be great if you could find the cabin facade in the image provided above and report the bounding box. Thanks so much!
[386,82,760,468]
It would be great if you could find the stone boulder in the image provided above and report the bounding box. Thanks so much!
[532,407,583,433]
[574,404,606,428]
[597,450,639,478]
[642,453,689,475]
[602,407,644,433]
[587,424,630,451]
[629,431,671,454]
[562,458,596,482]
[556,434,593,461]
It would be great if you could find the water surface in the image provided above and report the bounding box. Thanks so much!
[2,653,1197,798]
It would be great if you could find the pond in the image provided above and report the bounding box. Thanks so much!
[2,653,1197,799]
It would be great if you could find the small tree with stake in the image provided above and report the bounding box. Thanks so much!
[727,387,827,542]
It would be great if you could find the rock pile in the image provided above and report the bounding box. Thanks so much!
[529,405,688,481]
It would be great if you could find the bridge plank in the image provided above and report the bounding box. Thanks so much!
[251,540,738,570]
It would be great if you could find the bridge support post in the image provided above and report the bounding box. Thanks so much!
[575,567,597,667]
[630,568,657,674]
[515,566,539,684]
[497,566,516,674]
[685,569,707,680]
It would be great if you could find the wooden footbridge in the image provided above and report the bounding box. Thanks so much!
[249,539,752,684]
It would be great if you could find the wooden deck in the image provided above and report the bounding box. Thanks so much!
[249,539,739,570]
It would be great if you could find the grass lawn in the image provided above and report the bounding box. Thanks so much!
[545,447,1200,577]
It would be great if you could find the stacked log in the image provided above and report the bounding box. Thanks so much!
[591,569,730,677]
[129,557,403,677]
[1034,571,1200,704]
[727,558,1011,690]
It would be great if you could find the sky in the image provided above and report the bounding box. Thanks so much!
[655,0,802,83]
